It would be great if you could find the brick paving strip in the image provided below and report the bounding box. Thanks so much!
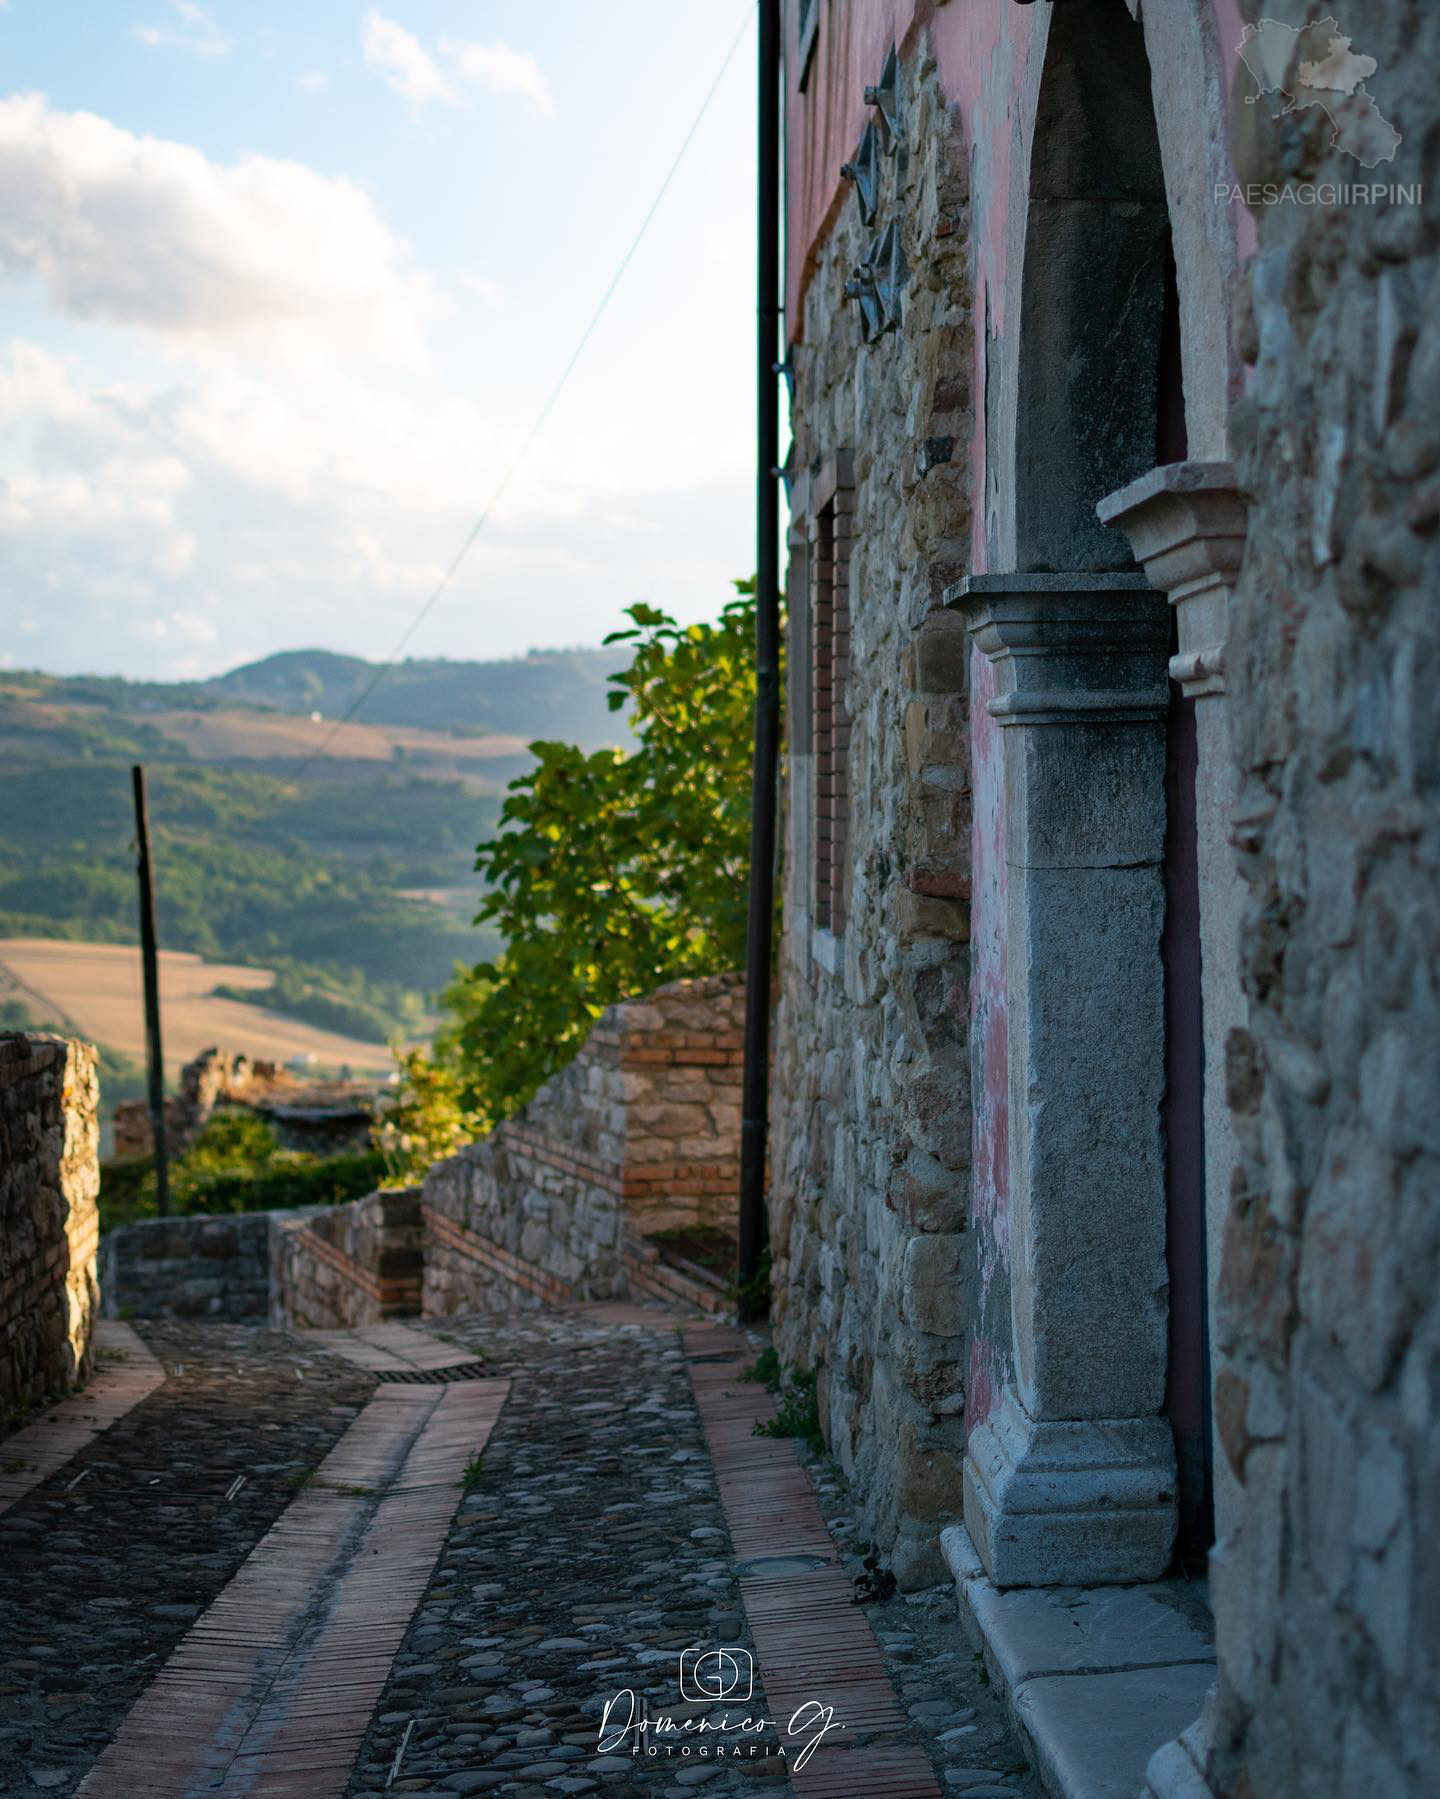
[684,1323,943,1798]
[0,1322,165,1515]
[76,1368,510,1797]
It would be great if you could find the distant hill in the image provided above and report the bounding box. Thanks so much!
[208,647,629,744]
[0,643,633,1056]
[32,646,632,752]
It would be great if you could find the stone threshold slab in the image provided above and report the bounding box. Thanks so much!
[686,1323,942,1798]
[942,1525,1216,1799]
[76,1373,509,1796]
[0,1321,165,1515]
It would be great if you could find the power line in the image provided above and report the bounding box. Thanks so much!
[288,3,757,784]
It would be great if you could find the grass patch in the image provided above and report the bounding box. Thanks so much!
[459,1453,486,1491]
[753,1366,825,1455]
[739,1345,781,1391]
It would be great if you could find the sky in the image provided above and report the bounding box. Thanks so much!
[0,0,759,680]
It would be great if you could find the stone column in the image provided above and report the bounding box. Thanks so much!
[945,574,1177,1586]
[1097,462,1248,1548]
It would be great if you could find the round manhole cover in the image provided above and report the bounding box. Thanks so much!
[735,1552,830,1578]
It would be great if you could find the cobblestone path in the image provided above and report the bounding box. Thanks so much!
[0,1310,1041,1799]
[0,1321,374,1796]
[343,1309,1039,1799]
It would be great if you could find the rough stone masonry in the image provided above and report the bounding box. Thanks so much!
[0,1033,100,1410]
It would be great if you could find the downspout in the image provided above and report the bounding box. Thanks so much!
[737,0,782,1321]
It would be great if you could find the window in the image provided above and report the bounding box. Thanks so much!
[811,459,853,935]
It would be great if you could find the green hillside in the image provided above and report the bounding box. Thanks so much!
[24,645,632,748]
[0,647,631,1047]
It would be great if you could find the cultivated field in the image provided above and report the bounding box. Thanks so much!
[146,708,530,781]
[0,938,397,1080]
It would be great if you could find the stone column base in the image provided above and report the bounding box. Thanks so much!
[1143,1698,1219,1799]
[963,1389,1178,1587]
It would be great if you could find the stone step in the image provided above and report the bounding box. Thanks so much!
[622,1240,729,1315]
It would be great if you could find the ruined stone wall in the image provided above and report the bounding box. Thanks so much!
[0,1034,100,1408]
[1210,5,1440,1791]
[423,975,744,1316]
[771,34,977,1587]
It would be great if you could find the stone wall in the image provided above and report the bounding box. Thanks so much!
[423,974,744,1317]
[103,1190,423,1328]
[103,1211,276,1322]
[270,1189,423,1330]
[1206,5,1440,1792]
[771,37,976,1588]
[0,1034,100,1409]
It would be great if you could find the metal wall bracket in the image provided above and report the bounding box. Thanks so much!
[873,219,909,334]
[864,43,903,145]
[840,121,880,225]
[845,239,883,341]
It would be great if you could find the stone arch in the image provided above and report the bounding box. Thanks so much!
[989,0,1240,570]
[1013,0,1171,572]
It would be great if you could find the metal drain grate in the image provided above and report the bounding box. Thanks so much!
[376,1361,491,1385]
[686,1352,741,1365]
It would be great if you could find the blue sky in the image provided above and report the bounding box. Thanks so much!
[0,0,758,678]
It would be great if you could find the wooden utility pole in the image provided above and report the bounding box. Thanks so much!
[132,765,170,1216]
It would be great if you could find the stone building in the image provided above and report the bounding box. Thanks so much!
[770,0,1437,1792]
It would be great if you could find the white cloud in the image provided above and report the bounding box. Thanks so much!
[361,12,551,116]
[297,70,329,93]
[442,39,552,114]
[362,10,455,109]
[0,326,746,679]
[0,94,434,359]
[132,1,232,59]
[460,275,503,307]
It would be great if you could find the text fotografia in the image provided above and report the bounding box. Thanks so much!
[1216,181,1422,207]
[597,1689,843,1773]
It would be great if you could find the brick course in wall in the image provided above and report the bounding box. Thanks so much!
[0,1033,100,1410]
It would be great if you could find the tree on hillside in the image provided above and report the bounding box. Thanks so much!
[377,583,772,1176]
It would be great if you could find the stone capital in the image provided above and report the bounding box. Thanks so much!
[1097,463,1248,699]
[944,572,1170,724]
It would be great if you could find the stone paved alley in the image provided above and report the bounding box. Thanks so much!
[0,1308,1039,1799]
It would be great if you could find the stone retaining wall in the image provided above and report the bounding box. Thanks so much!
[100,977,744,1329]
[102,1211,276,1322]
[422,974,744,1317]
[0,1033,101,1409]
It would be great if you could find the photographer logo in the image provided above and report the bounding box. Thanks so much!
[679,1646,752,1702]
